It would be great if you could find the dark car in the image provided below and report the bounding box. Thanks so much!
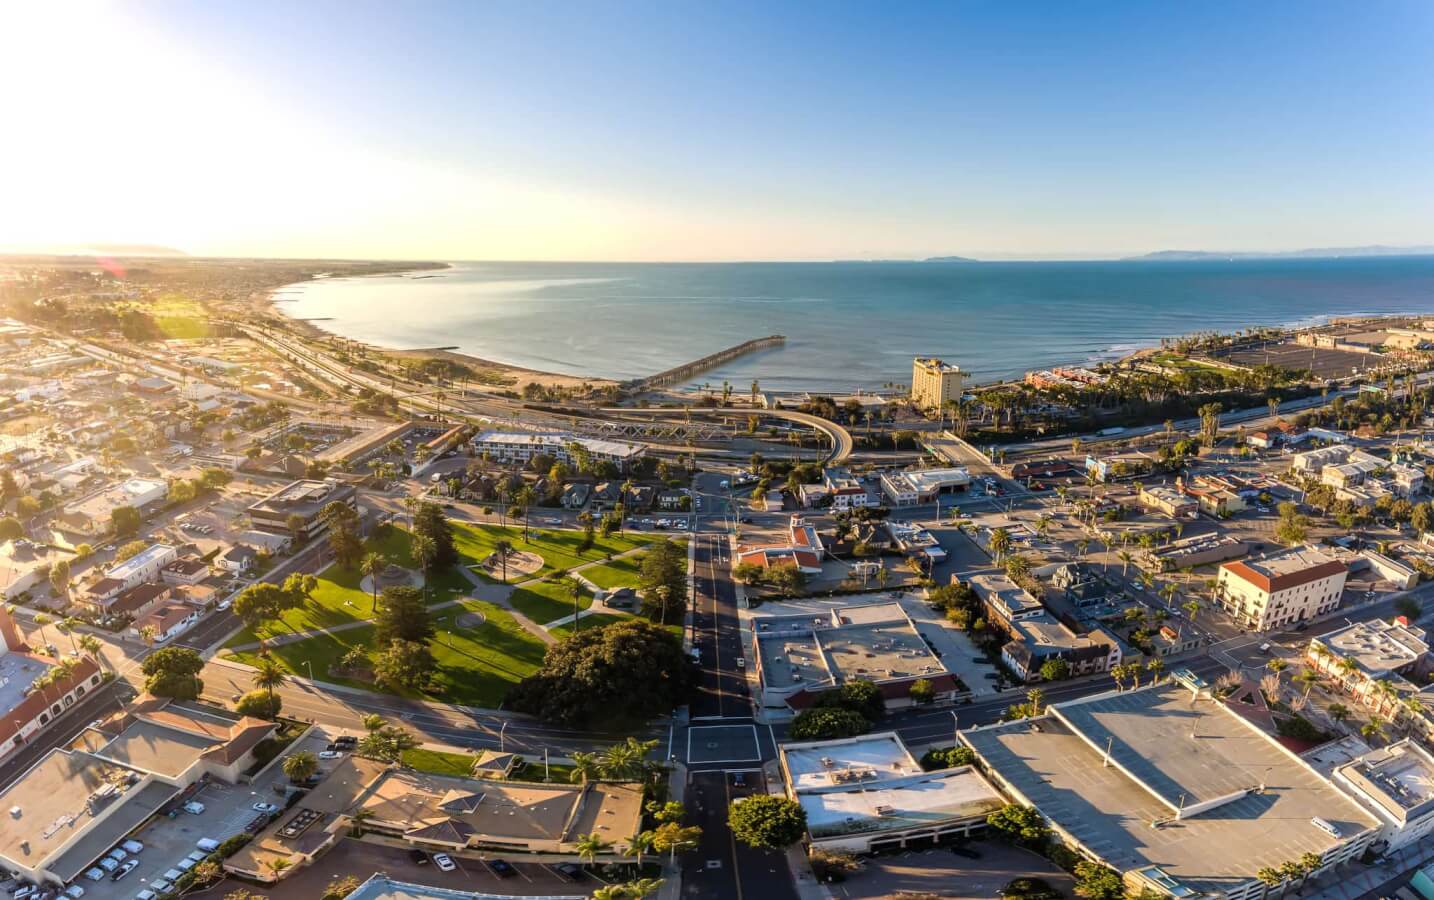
[335,735,358,748]
[553,863,585,880]
[409,849,430,866]
[739,516,752,524]
[951,844,983,860]
[488,859,516,878]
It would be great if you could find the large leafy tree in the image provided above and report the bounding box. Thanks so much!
[375,586,433,645]
[507,619,695,727]
[789,707,869,740]
[373,639,435,691]
[412,502,458,569]
[727,795,807,850]
[638,539,687,624]
[987,804,1050,846]
[232,582,296,629]
[141,646,204,699]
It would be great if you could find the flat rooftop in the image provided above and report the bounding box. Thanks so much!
[800,768,1004,841]
[758,617,944,690]
[1336,740,1434,825]
[345,875,583,900]
[1318,619,1428,678]
[895,468,971,493]
[46,781,176,883]
[964,683,1380,894]
[249,479,353,513]
[0,749,148,872]
[0,651,51,714]
[782,732,921,791]
[94,720,215,779]
[1222,544,1346,592]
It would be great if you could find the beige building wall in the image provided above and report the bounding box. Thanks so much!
[911,357,963,411]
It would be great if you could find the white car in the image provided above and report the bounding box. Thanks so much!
[433,853,457,872]
[122,840,144,855]
[98,858,119,873]
[84,868,105,882]
[182,801,205,815]
[64,886,85,898]
[107,848,128,863]
[319,750,343,759]
[150,879,172,893]
[186,851,207,863]
[252,801,279,814]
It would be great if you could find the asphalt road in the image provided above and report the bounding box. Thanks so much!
[690,534,750,720]
[682,770,799,900]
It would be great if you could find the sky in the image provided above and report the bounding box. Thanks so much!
[2,1,1433,262]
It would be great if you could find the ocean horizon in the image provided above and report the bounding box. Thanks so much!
[275,257,1434,393]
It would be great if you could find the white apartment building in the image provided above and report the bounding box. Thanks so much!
[821,467,873,510]
[1217,545,1348,631]
[471,431,645,472]
[911,357,963,412]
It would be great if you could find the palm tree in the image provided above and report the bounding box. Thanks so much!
[1146,658,1165,684]
[569,751,601,784]
[1183,599,1201,623]
[78,634,105,672]
[1256,866,1284,897]
[262,857,293,881]
[252,658,286,713]
[55,617,80,654]
[1361,717,1386,744]
[1294,667,1320,699]
[32,612,53,651]
[624,830,656,867]
[139,625,158,649]
[1336,656,1360,689]
[1026,687,1045,716]
[348,808,376,837]
[592,887,629,900]
[1117,550,1133,576]
[514,484,536,541]
[282,750,319,783]
[360,552,387,613]
[988,527,1011,562]
[1328,703,1350,725]
[619,479,635,535]
[412,534,436,596]
[1297,852,1323,889]
[493,539,515,584]
[625,879,664,899]
[575,832,611,865]
[563,577,585,633]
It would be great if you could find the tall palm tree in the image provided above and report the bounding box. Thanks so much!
[32,612,53,651]
[575,832,610,865]
[252,658,286,714]
[1117,550,1133,576]
[493,539,514,584]
[359,552,387,613]
[139,625,158,649]
[625,879,664,899]
[1328,703,1350,725]
[563,577,585,633]
[569,751,601,784]
[514,484,536,541]
[1146,658,1165,684]
[619,479,635,535]
[624,830,656,867]
[1026,688,1045,716]
[263,857,292,881]
[78,634,106,672]
[1336,656,1360,689]
[56,617,82,654]
[412,534,436,597]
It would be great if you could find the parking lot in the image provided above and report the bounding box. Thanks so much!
[831,842,1075,900]
[261,839,595,899]
[74,732,327,900]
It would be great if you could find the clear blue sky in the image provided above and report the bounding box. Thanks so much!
[4,0,1433,260]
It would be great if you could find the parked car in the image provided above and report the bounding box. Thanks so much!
[150,880,171,894]
[63,887,85,899]
[121,840,144,855]
[553,862,585,880]
[433,854,456,872]
[319,750,343,760]
[82,869,104,882]
[111,860,139,881]
[105,849,127,863]
[182,801,205,815]
[252,802,279,814]
[186,851,207,863]
[97,859,118,874]
[488,859,516,878]
[409,849,430,866]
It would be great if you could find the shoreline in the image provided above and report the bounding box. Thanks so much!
[261,265,1428,397]
[261,264,616,392]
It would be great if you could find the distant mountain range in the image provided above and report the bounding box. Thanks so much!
[1128,245,1434,261]
[837,254,982,263]
[0,243,190,258]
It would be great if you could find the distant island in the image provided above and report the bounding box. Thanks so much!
[1128,245,1434,261]
[923,255,981,263]
[836,254,982,263]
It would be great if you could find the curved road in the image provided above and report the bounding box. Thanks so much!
[600,406,853,464]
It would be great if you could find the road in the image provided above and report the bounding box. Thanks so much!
[690,534,749,720]
[682,770,798,900]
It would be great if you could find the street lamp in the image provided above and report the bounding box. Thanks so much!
[304,660,313,680]
[950,711,959,747]
[499,721,509,753]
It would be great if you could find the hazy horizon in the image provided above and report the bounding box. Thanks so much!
[4,1,1432,262]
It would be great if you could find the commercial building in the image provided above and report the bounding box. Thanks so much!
[1142,533,1251,573]
[879,467,971,506]
[963,680,1381,900]
[225,755,643,882]
[819,467,873,510]
[968,572,1044,626]
[1217,545,1348,631]
[777,732,1002,853]
[885,521,946,564]
[471,430,645,472]
[1138,485,1197,519]
[1084,451,1155,483]
[0,606,104,762]
[246,478,358,539]
[910,357,964,412]
[1333,740,1434,852]
[80,543,178,610]
[736,516,826,575]
[59,477,168,535]
[1001,615,1122,682]
[751,601,961,711]
[0,696,273,888]
[1307,618,1428,713]
[339,875,583,900]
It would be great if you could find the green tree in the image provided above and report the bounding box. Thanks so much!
[575,832,611,865]
[789,707,870,740]
[412,502,459,569]
[638,539,688,624]
[989,527,1011,561]
[1039,658,1070,682]
[251,657,286,713]
[110,505,141,536]
[507,619,696,727]
[492,539,515,583]
[908,677,935,704]
[320,876,362,900]
[919,745,976,770]
[1073,861,1124,900]
[232,582,293,629]
[141,646,205,699]
[360,552,387,613]
[283,750,319,784]
[236,689,283,719]
[355,721,418,762]
[0,517,21,541]
[373,639,436,690]
[986,804,1049,846]
[114,540,148,562]
[375,586,433,645]
[728,794,807,850]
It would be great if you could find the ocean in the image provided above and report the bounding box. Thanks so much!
[274,257,1434,393]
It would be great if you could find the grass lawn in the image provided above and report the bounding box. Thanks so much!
[547,612,629,640]
[225,599,548,709]
[224,525,471,647]
[453,521,661,581]
[508,580,593,626]
[401,747,477,778]
[150,294,212,340]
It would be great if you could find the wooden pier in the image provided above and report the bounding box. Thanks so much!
[626,335,786,392]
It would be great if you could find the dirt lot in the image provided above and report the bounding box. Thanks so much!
[1222,342,1377,378]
